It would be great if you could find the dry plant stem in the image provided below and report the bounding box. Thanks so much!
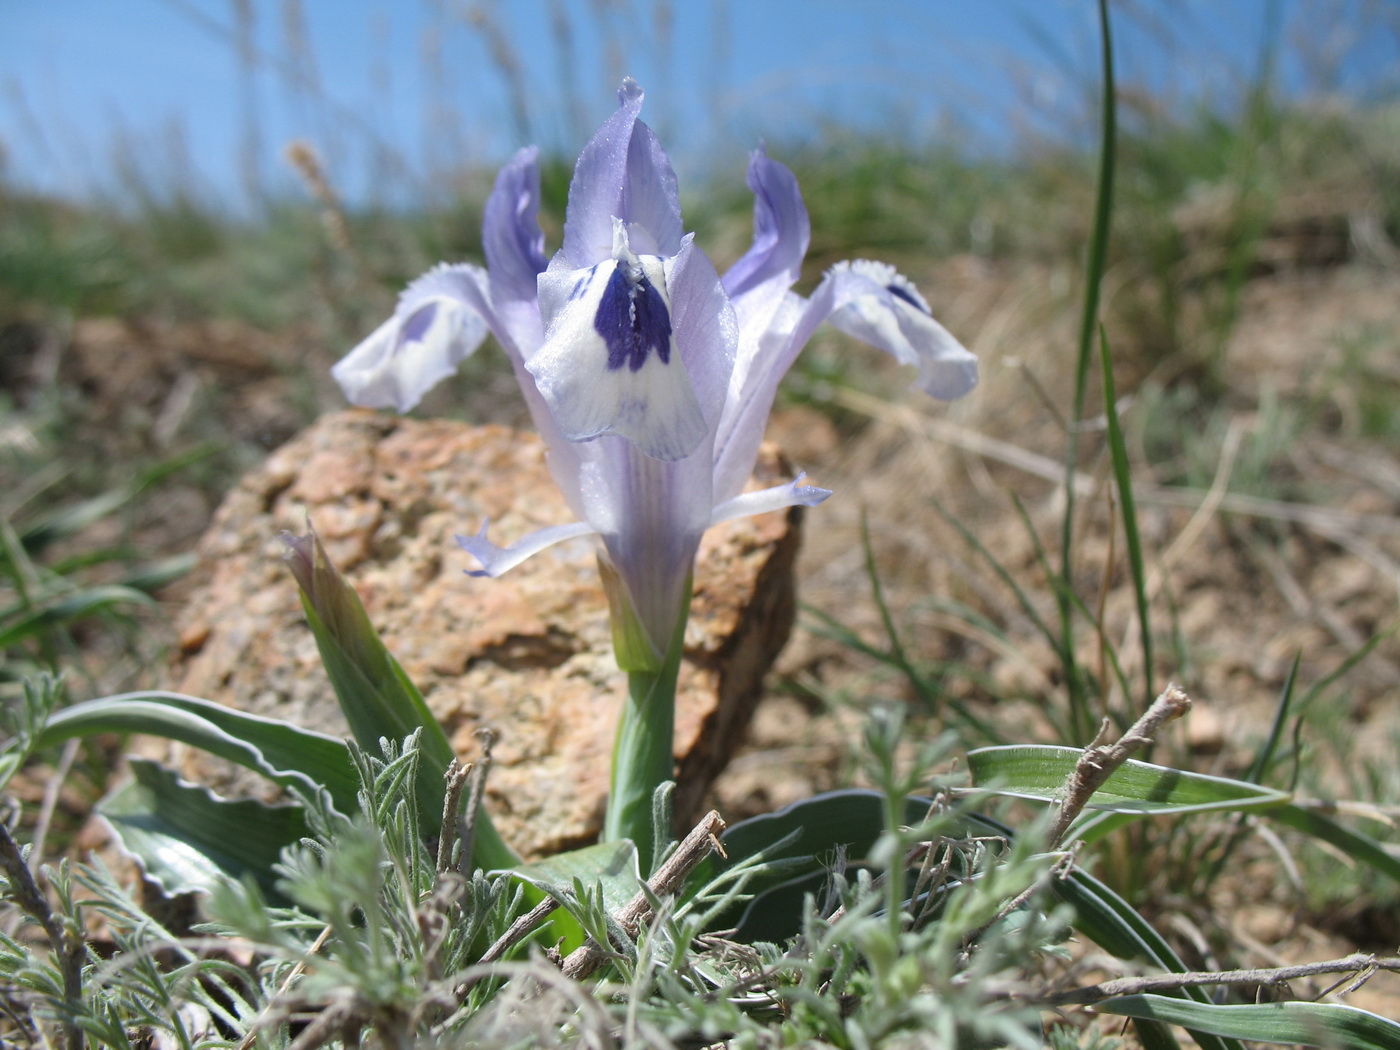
[458,728,496,877]
[235,924,334,1050]
[1045,683,1192,850]
[835,389,1400,541]
[29,738,80,874]
[478,897,559,965]
[284,997,360,1050]
[1040,952,1400,1006]
[436,760,472,874]
[0,822,83,1050]
[560,810,727,981]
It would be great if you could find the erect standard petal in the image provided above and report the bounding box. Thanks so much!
[483,146,548,306]
[827,260,978,400]
[456,519,597,577]
[722,146,810,310]
[559,79,683,267]
[663,232,738,429]
[530,222,706,462]
[332,263,493,413]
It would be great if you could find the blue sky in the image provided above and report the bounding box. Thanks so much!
[3,0,1395,209]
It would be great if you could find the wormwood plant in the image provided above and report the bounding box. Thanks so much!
[5,3,1400,1048]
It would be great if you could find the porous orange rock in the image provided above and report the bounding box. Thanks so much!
[168,409,803,857]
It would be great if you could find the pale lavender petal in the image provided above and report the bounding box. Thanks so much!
[456,519,597,577]
[713,261,976,503]
[576,436,713,658]
[827,260,979,400]
[618,117,683,257]
[709,473,832,527]
[663,234,737,428]
[722,147,810,306]
[331,263,492,412]
[483,146,548,306]
[711,288,810,503]
[559,79,682,267]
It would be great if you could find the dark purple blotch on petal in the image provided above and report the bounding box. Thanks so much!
[886,284,929,314]
[401,303,438,342]
[595,266,672,372]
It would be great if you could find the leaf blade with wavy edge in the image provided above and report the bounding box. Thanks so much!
[702,789,1004,943]
[100,758,309,898]
[39,691,359,812]
[1095,995,1400,1049]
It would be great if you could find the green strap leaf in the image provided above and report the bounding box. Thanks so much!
[39,691,360,812]
[512,839,641,916]
[1055,870,1243,1050]
[100,759,309,899]
[1272,802,1400,884]
[968,744,1290,818]
[0,585,154,650]
[1096,995,1400,1049]
[282,531,521,870]
[704,789,1001,943]
[505,841,640,955]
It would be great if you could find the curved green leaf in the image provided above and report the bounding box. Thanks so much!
[1055,870,1242,1050]
[1096,994,1400,1049]
[513,840,640,915]
[0,585,154,649]
[705,790,1003,943]
[507,841,639,954]
[1272,803,1400,884]
[39,691,359,812]
[100,759,308,898]
[968,745,1289,817]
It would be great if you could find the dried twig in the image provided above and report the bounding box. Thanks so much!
[478,896,560,966]
[1045,683,1192,850]
[436,760,472,874]
[1040,952,1400,1006]
[959,686,1192,948]
[0,822,84,1050]
[458,729,496,877]
[560,810,727,980]
[235,924,334,1050]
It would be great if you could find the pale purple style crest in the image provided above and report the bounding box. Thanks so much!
[332,80,978,660]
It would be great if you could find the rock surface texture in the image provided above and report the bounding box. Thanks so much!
[169,410,802,857]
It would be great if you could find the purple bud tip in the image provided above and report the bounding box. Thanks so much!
[280,530,319,595]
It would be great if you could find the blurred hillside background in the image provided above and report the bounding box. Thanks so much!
[6,0,1394,209]
[4,0,1400,1017]
[2,0,1399,728]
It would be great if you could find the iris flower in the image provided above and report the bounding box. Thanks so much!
[332,80,977,854]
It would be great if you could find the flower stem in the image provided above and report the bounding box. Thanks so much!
[604,619,686,871]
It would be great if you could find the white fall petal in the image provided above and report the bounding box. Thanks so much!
[529,221,706,462]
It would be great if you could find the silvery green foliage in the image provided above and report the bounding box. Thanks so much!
[3,722,1076,1048]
